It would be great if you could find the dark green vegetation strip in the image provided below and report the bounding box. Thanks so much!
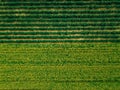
[0,0,120,43]
[0,43,120,89]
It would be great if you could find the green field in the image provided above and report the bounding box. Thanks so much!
[0,0,120,43]
[0,0,120,89]
[0,43,120,89]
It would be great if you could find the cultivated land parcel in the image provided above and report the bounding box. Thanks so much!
[0,43,120,89]
[0,0,120,90]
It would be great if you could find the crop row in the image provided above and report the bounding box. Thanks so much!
[0,27,117,30]
[0,13,119,16]
[0,12,119,14]
[0,21,119,24]
[0,10,120,13]
[0,3,119,7]
[0,15,119,19]
[1,1,120,4]
[0,39,119,43]
[0,23,119,27]
[1,18,119,22]
[1,20,119,23]
[1,0,120,2]
[0,5,119,9]
[0,31,119,35]
[0,35,119,39]
[0,2,119,6]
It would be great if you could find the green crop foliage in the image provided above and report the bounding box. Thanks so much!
[0,43,120,89]
[0,0,120,43]
[0,0,120,89]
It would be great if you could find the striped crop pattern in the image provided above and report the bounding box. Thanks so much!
[0,0,120,43]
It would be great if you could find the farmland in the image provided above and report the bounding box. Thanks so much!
[0,0,120,42]
[0,0,120,90]
[0,43,120,89]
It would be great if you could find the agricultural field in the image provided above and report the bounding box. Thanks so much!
[0,43,120,89]
[0,0,120,42]
[0,0,120,90]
